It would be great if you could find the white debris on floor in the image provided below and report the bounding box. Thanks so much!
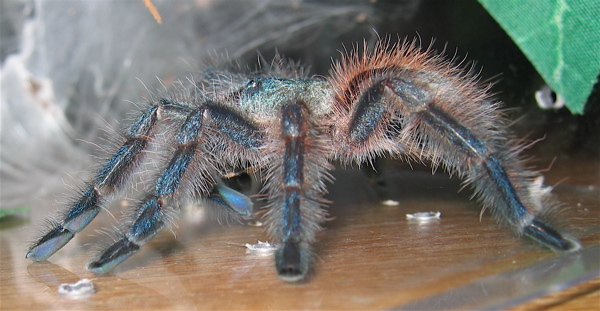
[58,279,96,299]
[245,241,280,256]
[406,211,441,223]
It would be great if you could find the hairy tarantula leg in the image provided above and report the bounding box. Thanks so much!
[276,101,310,281]
[88,107,206,274]
[270,100,331,282]
[88,102,265,274]
[26,104,160,261]
[385,79,581,252]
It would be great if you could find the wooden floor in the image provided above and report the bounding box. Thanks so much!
[1,151,599,310]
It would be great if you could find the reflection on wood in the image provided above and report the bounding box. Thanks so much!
[1,154,598,310]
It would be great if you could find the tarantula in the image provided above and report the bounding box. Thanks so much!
[27,39,581,282]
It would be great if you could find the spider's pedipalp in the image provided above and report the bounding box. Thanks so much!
[209,184,254,216]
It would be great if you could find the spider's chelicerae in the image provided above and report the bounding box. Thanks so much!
[27,40,581,282]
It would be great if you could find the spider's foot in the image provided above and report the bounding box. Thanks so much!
[26,227,75,261]
[275,241,310,282]
[209,184,253,216]
[87,238,140,274]
[524,218,581,252]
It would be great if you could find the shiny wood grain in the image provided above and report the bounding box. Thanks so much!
[1,152,598,310]
[511,278,600,311]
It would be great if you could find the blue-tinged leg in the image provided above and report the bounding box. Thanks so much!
[384,78,580,252]
[268,100,332,282]
[276,101,309,281]
[418,104,580,252]
[87,238,140,274]
[88,107,205,274]
[87,103,265,274]
[27,103,161,261]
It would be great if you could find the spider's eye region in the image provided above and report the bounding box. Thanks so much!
[244,79,263,97]
[246,79,261,89]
